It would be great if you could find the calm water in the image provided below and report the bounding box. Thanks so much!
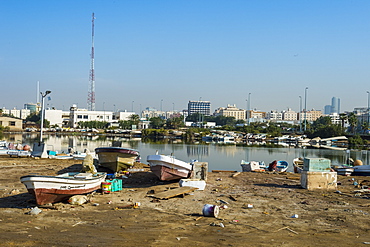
[3,133,370,172]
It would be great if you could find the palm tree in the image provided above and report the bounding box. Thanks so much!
[339,113,348,128]
[129,114,140,126]
[361,122,369,134]
[347,112,358,134]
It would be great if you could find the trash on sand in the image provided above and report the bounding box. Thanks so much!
[114,202,141,210]
[28,207,42,215]
[203,204,220,217]
[210,222,225,227]
[247,204,253,208]
[220,205,228,209]
[219,199,229,204]
[68,195,89,205]
[291,214,299,218]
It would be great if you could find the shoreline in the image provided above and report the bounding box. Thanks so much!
[0,157,369,246]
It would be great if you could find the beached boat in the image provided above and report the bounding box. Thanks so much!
[293,158,304,173]
[352,165,370,176]
[334,166,354,176]
[147,153,193,181]
[240,160,266,172]
[0,141,32,157]
[20,172,106,205]
[95,147,140,172]
[267,160,289,172]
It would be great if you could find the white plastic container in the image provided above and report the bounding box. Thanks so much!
[179,179,206,191]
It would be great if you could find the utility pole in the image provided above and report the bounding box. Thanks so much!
[304,87,308,131]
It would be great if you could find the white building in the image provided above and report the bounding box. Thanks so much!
[282,108,298,121]
[45,109,69,127]
[266,111,283,121]
[113,110,137,121]
[1,108,31,120]
[69,105,113,128]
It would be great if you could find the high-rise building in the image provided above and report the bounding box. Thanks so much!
[188,100,211,116]
[331,97,340,114]
[324,105,331,115]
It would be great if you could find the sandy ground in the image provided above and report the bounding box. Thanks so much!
[0,157,369,247]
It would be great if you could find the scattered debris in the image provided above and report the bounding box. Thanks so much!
[148,186,198,199]
[68,195,89,205]
[28,207,42,215]
[114,202,140,210]
[203,204,220,217]
[231,172,241,177]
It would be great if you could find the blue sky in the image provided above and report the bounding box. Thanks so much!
[1,0,370,113]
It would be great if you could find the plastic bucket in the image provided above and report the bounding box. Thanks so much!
[202,204,219,217]
[101,182,111,193]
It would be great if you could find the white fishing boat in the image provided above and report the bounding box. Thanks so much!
[20,172,106,205]
[240,160,266,172]
[147,153,193,181]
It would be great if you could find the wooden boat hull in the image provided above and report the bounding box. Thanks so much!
[147,154,193,181]
[150,165,190,181]
[293,158,304,173]
[20,172,106,205]
[268,160,289,172]
[95,147,139,172]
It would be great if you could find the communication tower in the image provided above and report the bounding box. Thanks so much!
[87,13,96,111]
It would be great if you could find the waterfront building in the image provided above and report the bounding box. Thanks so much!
[141,108,165,119]
[69,105,113,128]
[113,110,137,121]
[45,109,70,127]
[0,116,23,131]
[266,111,283,121]
[188,100,211,116]
[282,108,298,121]
[213,104,246,120]
[298,109,322,122]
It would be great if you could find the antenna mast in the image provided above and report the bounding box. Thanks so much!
[87,12,96,111]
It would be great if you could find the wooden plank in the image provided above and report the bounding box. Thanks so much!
[149,186,198,199]
[231,172,241,177]
[212,170,237,173]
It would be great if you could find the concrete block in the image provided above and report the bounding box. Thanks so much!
[192,162,208,181]
[300,171,337,190]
